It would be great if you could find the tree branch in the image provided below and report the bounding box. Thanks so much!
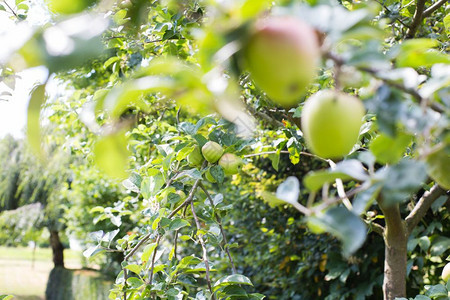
[365,220,385,236]
[148,234,162,286]
[3,1,18,19]
[405,185,446,234]
[200,183,237,274]
[244,101,284,127]
[124,178,202,261]
[190,201,215,299]
[406,0,427,38]
[423,0,448,18]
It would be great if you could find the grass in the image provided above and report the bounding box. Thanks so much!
[0,246,82,300]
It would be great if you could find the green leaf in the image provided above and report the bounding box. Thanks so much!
[396,39,450,68]
[217,285,248,297]
[210,165,225,184]
[83,245,105,258]
[276,176,300,204]
[425,284,447,298]
[430,236,450,256]
[444,14,450,33]
[93,132,130,179]
[379,159,427,206]
[141,174,164,199]
[304,160,368,192]
[259,191,286,208]
[418,236,431,252]
[27,84,46,160]
[125,264,142,275]
[141,243,157,263]
[370,133,412,164]
[104,56,120,69]
[213,274,253,291]
[269,150,280,171]
[126,277,143,288]
[0,296,14,300]
[168,218,190,231]
[307,207,367,257]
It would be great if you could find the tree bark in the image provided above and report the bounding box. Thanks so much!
[50,230,65,268]
[379,202,407,300]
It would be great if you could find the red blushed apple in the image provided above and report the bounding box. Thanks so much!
[244,16,320,107]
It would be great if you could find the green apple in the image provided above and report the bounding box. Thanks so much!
[201,141,224,163]
[425,145,450,189]
[301,90,365,159]
[243,16,320,107]
[442,262,450,282]
[219,153,242,175]
[187,146,204,167]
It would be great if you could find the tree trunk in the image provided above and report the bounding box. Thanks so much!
[50,230,65,268]
[379,203,407,300]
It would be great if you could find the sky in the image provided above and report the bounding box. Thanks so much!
[0,0,51,139]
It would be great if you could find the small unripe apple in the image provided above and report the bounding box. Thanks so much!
[442,262,450,282]
[243,16,320,107]
[187,146,204,167]
[218,153,242,175]
[201,141,224,163]
[301,90,365,159]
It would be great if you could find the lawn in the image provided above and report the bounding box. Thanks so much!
[0,247,82,300]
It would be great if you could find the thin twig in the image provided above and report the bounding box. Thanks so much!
[423,0,448,18]
[3,1,18,18]
[328,160,353,210]
[123,268,128,300]
[243,150,328,162]
[313,184,370,213]
[148,235,162,285]
[124,178,202,261]
[199,183,237,274]
[190,201,215,299]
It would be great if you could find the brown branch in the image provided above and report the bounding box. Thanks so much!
[406,0,427,38]
[423,0,448,18]
[3,1,18,18]
[244,101,284,127]
[124,178,202,261]
[190,201,215,299]
[123,268,128,300]
[148,235,162,286]
[325,52,448,114]
[199,183,237,274]
[405,185,447,234]
[365,220,385,236]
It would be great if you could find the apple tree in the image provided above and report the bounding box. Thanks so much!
[1,0,449,299]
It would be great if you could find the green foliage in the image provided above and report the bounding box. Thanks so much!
[1,0,449,299]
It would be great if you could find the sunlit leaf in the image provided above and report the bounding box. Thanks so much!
[213,274,253,291]
[370,132,412,164]
[27,84,46,160]
[93,132,130,179]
